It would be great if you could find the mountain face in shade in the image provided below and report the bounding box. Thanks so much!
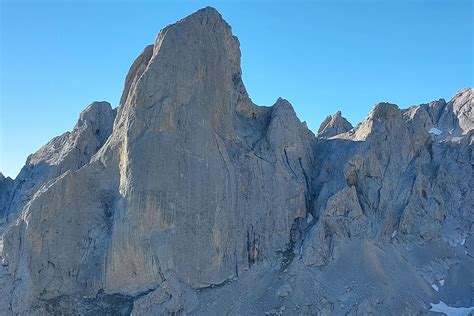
[0,7,473,315]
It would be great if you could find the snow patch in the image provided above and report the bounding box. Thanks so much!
[391,230,397,238]
[451,136,463,142]
[430,301,474,316]
[429,127,442,135]
[461,238,466,246]
[439,279,445,286]
[431,284,439,291]
[306,213,313,224]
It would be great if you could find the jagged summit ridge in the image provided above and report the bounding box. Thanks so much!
[317,111,353,138]
[0,7,473,316]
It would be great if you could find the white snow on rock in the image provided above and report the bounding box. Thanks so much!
[461,238,466,245]
[430,301,474,316]
[451,136,463,142]
[391,230,397,238]
[429,127,442,135]
[439,279,445,286]
[431,284,439,291]
[306,213,313,224]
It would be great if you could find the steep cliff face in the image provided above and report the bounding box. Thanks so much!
[1,7,314,315]
[0,173,13,219]
[102,8,315,298]
[0,7,473,316]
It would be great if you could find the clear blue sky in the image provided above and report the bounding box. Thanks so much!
[1,0,472,178]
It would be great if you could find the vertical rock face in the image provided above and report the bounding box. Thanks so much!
[104,7,314,294]
[1,7,315,314]
[0,173,13,219]
[0,7,472,316]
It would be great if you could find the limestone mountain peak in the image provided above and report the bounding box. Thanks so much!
[0,7,472,316]
[317,110,353,138]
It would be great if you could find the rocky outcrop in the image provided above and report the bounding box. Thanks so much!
[0,173,13,219]
[3,101,116,221]
[405,88,473,141]
[1,7,314,315]
[0,7,472,316]
[317,111,353,138]
[300,92,473,314]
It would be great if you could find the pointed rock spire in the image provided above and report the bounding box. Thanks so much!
[317,111,353,138]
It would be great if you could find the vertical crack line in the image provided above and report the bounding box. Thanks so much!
[234,242,238,277]
[298,157,313,213]
[283,148,298,178]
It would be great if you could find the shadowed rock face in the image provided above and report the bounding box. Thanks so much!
[0,173,13,219]
[0,6,473,315]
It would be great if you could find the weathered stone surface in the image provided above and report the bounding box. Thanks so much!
[3,101,116,220]
[1,7,314,314]
[0,6,472,315]
[317,111,353,138]
[0,173,13,219]
[300,89,473,313]
[101,7,314,296]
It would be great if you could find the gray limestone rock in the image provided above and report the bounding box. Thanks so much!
[317,111,353,138]
[0,6,472,316]
[0,173,13,219]
[4,101,116,220]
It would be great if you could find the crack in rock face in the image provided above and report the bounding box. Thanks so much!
[0,6,473,316]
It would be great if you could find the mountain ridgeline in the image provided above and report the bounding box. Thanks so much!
[0,7,473,315]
